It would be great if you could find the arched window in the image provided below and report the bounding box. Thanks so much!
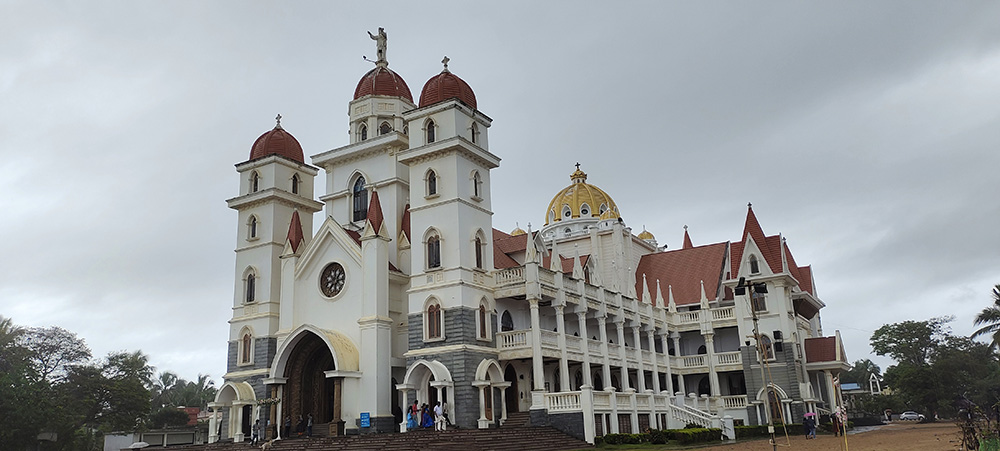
[472,171,482,198]
[759,335,774,360]
[426,170,437,196]
[580,203,590,217]
[427,234,441,269]
[291,174,299,195]
[471,122,479,144]
[501,310,514,332]
[767,389,783,424]
[251,172,260,193]
[697,345,707,355]
[426,120,436,144]
[599,204,608,214]
[475,235,484,269]
[427,303,442,339]
[562,205,572,218]
[698,377,711,396]
[352,176,368,222]
[248,216,258,240]
[359,123,368,141]
[749,255,760,274]
[245,273,255,303]
[478,303,487,339]
[379,121,392,135]
[240,331,252,364]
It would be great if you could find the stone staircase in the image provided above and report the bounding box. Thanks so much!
[501,411,530,428]
[169,426,590,451]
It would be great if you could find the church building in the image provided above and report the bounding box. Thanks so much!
[209,32,849,444]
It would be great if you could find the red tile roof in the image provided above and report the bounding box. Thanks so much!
[682,228,694,250]
[542,254,591,275]
[354,66,413,102]
[798,265,814,295]
[495,250,520,269]
[804,336,846,363]
[286,211,304,252]
[634,242,729,306]
[419,69,477,109]
[250,124,304,163]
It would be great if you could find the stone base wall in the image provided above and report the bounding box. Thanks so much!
[529,410,586,441]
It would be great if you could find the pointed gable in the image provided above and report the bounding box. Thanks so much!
[731,204,783,277]
[286,211,304,253]
[400,203,411,241]
[634,241,729,306]
[682,227,693,250]
[366,190,385,234]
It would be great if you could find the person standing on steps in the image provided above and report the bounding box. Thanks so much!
[306,413,313,437]
[250,419,260,445]
[434,401,446,431]
[283,416,291,439]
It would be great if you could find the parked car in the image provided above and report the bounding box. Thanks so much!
[899,411,925,421]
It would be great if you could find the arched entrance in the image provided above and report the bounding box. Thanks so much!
[283,332,337,429]
[504,364,519,413]
[210,381,256,443]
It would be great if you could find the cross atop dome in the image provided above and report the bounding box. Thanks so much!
[441,56,450,73]
[274,113,282,130]
[570,164,587,183]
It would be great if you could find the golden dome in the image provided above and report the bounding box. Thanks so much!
[511,226,526,236]
[544,165,620,225]
[638,229,655,240]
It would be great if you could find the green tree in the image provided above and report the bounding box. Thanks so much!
[148,407,192,429]
[870,316,951,367]
[971,284,1000,350]
[0,316,49,449]
[21,326,92,382]
[842,358,881,385]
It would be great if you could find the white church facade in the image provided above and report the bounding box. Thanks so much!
[209,32,849,444]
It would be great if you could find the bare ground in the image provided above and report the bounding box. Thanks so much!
[697,422,965,451]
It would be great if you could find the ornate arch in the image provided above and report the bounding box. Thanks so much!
[269,324,359,379]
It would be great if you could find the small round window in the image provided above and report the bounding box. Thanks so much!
[320,263,346,298]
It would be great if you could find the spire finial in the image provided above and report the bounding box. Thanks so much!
[442,56,450,72]
[748,202,753,208]
[274,114,283,129]
[575,162,581,170]
[684,225,688,231]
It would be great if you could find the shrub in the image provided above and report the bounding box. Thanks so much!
[672,428,722,444]
[601,433,646,445]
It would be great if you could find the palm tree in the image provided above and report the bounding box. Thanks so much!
[971,284,1000,350]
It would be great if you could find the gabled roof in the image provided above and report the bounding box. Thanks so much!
[400,204,411,241]
[365,190,385,236]
[682,227,694,250]
[804,336,847,363]
[492,229,527,269]
[731,205,784,277]
[634,242,729,306]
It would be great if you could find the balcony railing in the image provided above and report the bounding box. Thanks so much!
[722,395,748,409]
[678,311,700,324]
[714,351,742,366]
[494,267,525,286]
[711,307,735,321]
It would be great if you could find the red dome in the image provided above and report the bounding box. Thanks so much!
[419,70,477,109]
[249,124,304,163]
[354,66,413,102]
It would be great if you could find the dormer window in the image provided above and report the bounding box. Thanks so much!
[580,203,590,217]
[426,120,436,144]
[562,205,571,218]
[379,121,392,135]
[359,123,368,141]
[749,255,760,274]
[599,204,608,214]
[352,176,368,222]
[291,174,300,195]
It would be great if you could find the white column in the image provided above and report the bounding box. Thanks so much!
[672,334,686,394]
[555,305,570,391]
[529,298,545,392]
[208,406,219,443]
[234,405,244,442]
[615,321,629,390]
[275,386,283,439]
[705,334,721,398]
[647,330,660,393]
[577,311,593,386]
[632,325,646,392]
[598,316,612,390]
[498,383,509,423]
[659,333,674,394]
[478,385,488,422]
[824,370,836,409]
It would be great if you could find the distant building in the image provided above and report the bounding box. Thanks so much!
[209,32,849,444]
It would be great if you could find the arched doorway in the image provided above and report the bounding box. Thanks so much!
[504,364,519,413]
[283,332,337,428]
[501,311,514,331]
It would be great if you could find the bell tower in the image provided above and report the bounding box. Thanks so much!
[225,116,322,375]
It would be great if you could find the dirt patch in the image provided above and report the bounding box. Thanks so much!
[697,422,964,450]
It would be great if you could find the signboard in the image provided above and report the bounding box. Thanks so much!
[360,412,370,428]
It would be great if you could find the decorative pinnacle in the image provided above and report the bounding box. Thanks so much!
[684,225,688,231]
[274,114,283,129]
[575,162,581,170]
[442,56,450,72]
[747,202,752,208]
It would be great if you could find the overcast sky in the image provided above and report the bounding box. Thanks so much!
[2,1,999,383]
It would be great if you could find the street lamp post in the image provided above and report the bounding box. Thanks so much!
[735,277,776,451]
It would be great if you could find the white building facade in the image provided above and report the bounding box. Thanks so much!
[209,34,849,445]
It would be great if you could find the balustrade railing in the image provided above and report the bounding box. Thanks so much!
[497,330,528,349]
[678,311,700,324]
[494,267,525,285]
[722,395,748,409]
[545,392,582,412]
[682,355,706,368]
[714,351,742,366]
[711,306,735,321]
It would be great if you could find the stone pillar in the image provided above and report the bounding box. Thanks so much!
[824,370,836,409]
[208,405,219,443]
[234,404,244,442]
[672,333,685,394]
[615,321,629,390]
[598,315,612,391]
[529,298,545,392]
[555,305,570,391]
[577,311,593,386]
[275,385,283,439]
[632,325,646,392]
[659,333,674,394]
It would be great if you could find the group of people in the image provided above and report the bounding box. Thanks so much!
[281,413,313,439]
[802,414,817,439]
[406,400,448,431]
